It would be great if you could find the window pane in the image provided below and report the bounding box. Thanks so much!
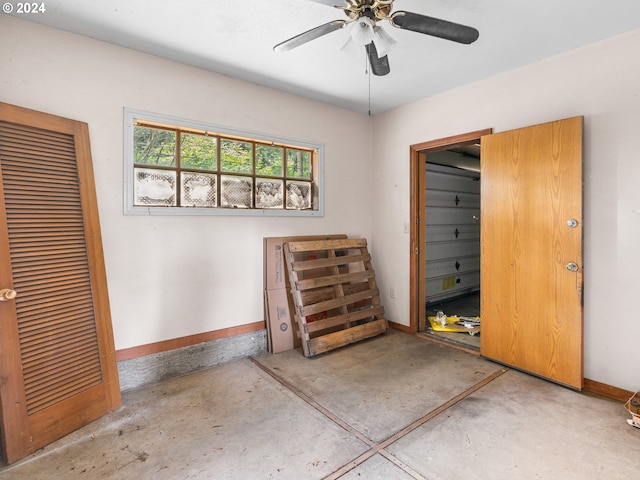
[286,149,312,179]
[134,168,176,206]
[256,179,284,209]
[181,133,217,170]
[181,172,217,207]
[286,181,311,209]
[256,145,283,176]
[221,139,252,173]
[134,126,176,166]
[221,175,252,208]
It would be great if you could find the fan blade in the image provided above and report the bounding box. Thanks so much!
[274,20,347,52]
[366,43,390,76]
[390,11,479,44]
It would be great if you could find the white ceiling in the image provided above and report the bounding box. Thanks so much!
[12,0,640,114]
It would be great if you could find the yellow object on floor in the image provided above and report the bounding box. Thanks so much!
[427,315,481,335]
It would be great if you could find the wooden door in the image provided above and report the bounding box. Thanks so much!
[0,103,121,464]
[480,117,583,389]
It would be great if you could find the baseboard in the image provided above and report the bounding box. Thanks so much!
[114,320,633,402]
[388,320,413,334]
[115,321,266,361]
[583,378,634,402]
[117,328,267,392]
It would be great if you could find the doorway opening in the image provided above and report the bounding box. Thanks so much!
[409,129,491,353]
[423,149,481,350]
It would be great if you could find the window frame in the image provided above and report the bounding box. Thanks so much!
[123,108,324,216]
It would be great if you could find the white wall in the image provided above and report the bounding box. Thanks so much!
[372,29,640,392]
[0,16,373,350]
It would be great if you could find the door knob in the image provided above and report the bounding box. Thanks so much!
[0,288,17,301]
[566,262,579,272]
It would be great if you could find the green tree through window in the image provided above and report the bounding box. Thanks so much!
[256,144,284,176]
[181,133,217,170]
[134,127,176,166]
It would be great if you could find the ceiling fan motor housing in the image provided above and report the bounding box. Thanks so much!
[343,0,393,22]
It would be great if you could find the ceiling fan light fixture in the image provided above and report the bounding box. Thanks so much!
[340,35,366,60]
[372,25,396,57]
[350,16,375,46]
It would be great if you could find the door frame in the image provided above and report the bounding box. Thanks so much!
[409,129,492,333]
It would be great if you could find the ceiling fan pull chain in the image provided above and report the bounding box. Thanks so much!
[368,59,371,116]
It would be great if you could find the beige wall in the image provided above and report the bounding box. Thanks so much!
[0,16,373,350]
[371,28,640,392]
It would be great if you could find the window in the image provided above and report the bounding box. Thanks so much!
[124,109,323,216]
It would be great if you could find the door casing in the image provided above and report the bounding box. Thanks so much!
[409,129,492,333]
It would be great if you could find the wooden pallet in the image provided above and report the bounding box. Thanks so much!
[283,238,388,357]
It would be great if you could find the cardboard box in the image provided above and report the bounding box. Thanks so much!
[263,234,347,291]
[265,288,297,353]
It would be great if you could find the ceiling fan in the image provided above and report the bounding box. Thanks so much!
[274,0,479,76]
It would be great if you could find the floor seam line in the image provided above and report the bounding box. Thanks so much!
[249,357,376,447]
[321,450,378,480]
[377,367,509,450]
[378,449,430,480]
[250,356,507,480]
[250,356,379,479]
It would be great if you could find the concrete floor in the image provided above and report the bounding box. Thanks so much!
[1,330,638,479]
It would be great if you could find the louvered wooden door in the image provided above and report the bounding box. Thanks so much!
[0,103,121,464]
